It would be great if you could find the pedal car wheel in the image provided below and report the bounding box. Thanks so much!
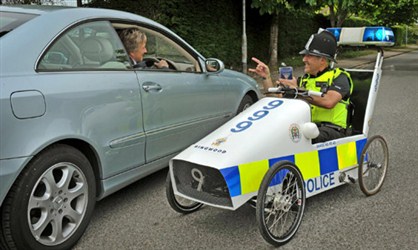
[256,161,305,246]
[358,135,389,196]
[165,172,203,214]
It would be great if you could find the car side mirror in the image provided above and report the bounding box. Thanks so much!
[205,58,224,73]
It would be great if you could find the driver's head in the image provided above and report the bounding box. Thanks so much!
[120,28,147,63]
[299,30,337,75]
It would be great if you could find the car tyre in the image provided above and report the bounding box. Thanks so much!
[0,144,96,250]
[237,95,253,114]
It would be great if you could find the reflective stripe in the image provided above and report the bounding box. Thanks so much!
[337,141,357,169]
[222,138,367,197]
[295,150,320,180]
[238,159,269,195]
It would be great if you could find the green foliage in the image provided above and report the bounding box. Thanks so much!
[277,10,321,61]
[85,0,416,69]
[89,0,242,67]
[392,25,418,45]
[357,0,418,26]
[343,16,374,27]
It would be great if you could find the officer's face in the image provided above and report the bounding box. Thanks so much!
[302,54,326,75]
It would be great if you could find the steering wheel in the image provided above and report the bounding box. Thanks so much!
[143,57,177,70]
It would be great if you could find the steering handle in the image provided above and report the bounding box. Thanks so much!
[267,86,324,97]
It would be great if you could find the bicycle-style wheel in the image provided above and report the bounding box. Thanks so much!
[359,135,389,196]
[256,161,305,246]
[165,172,203,214]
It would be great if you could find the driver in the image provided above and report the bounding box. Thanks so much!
[119,27,169,69]
[249,30,353,143]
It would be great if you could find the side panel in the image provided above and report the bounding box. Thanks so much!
[138,71,230,162]
[0,72,145,179]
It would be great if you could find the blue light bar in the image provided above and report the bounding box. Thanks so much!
[326,27,395,46]
[327,28,342,42]
[363,27,394,44]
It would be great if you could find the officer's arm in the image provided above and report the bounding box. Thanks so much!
[308,90,342,109]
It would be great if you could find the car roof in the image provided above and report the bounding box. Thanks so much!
[0,5,165,28]
[0,5,74,14]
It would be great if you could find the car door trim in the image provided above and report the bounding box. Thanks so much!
[109,132,146,148]
[145,113,232,136]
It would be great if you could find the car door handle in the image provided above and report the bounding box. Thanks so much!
[142,82,162,92]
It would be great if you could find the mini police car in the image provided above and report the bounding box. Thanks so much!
[166,27,393,246]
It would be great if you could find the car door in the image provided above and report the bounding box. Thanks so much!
[36,21,146,179]
[132,27,229,162]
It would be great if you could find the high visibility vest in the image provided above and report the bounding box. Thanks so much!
[299,68,353,128]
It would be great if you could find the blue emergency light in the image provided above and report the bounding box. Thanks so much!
[326,27,395,46]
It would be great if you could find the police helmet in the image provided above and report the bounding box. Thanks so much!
[299,29,337,62]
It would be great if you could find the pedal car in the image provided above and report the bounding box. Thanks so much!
[166,27,393,246]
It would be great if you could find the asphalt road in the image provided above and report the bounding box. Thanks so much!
[73,50,418,250]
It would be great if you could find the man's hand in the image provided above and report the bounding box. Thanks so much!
[154,59,169,69]
[277,77,298,88]
[248,57,270,79]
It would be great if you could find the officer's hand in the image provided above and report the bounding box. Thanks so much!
[278,77,298,88]
[249,57,270,79]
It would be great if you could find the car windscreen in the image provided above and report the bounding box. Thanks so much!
[0,11,38,37]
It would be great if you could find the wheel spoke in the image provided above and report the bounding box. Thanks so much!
[28,194,51,211]
[67,181,86,202]
[43,170,60,195]
[257,162,305,245]
[31,211,53,239]
[265,175,300,237]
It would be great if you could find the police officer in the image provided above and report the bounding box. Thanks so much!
[249,30,353,143]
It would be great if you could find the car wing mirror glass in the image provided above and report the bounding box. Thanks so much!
[205,58,224,73]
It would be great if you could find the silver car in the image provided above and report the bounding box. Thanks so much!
[0,5,261,250]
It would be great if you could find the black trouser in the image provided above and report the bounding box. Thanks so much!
[313,123,346,143]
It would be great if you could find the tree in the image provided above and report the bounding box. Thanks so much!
[250,0,290,69]
[307,0,418,27]
[358,0,418,26]
[306,0,361,27]
[250,0,311,69]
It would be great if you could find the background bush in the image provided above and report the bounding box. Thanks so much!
[88,0,413,69]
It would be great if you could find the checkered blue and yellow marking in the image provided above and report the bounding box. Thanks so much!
[220,139,367,197]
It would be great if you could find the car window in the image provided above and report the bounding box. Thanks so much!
[38,21,131,71]
[0,11,37,37]
[116,25,201,72]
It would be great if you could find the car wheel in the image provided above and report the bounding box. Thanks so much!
[236,95,254,114]
[0,144,96,250]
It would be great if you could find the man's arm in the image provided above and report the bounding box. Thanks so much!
[308,73,350,109]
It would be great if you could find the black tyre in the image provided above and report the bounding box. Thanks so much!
[256,161,305,246]
[165,172,203,214]
[0,144,96,250]
[236,95,254,114]
[359,135,389,196]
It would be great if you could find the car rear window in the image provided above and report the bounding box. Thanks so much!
[0,11,37,37]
